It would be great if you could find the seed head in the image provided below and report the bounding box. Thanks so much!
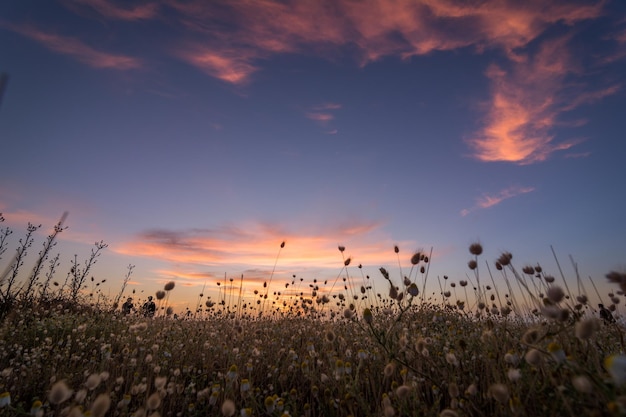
[547,286,565,303]
[49,380,73,405]
[468,260,477,270]
[575,318,599,340]
[90,393,111,417]
[221,399,236,417]
[572,375,593,394]
[156,291,166,300]
[164,281,175,291]
[147,392,161,410]
[489,383,509,404]
[497,252,512,266]
[469,243,483,256]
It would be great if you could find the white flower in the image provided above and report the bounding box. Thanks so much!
[605,355,626,385]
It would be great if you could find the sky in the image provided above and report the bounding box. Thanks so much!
[1,0,625,315]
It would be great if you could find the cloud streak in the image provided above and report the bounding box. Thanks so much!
[461,185,535,216]
[113,218,420,282]
[2,22,141,70]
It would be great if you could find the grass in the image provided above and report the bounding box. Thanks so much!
[1,215,626,416]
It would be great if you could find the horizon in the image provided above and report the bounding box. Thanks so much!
[1,0,625,313]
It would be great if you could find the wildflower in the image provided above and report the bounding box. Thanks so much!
[504,351,520,366]
[547,342,566,363]
[75,389,87,403]
[146,392,161,410]
[547,286,565,303]
[469,242,483,255]
[465,384,478,396]
[226,365,238,382]
[605,355,626,385]
[221,399,236,417]
[91,393,111,417]
[575,318,599,340]
[164,281,175,291]
[154,376,167,390]
[448,382,459,398]
[383,363,395,378]
[156,291,166,300]
[524,349,543,367]
[85,373,102,390]
[489,383,509,404]
[408,283,419,297]
[396,385,411,399]
[49,380,73,405]
[521,327,540,345]
[241,408,253,417]
[30,400,43,417]
[343,308,354,319]
[0,392,10,408]
[264,396,275,413]
[507,368,522,382]
[384,405,395,417]
[572,375,593,394]
[445,352,459,367]
[363,308,373,324]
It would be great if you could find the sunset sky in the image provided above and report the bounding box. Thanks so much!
[1,0,625,314]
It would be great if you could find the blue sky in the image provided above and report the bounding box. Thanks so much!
[1,0,625,313]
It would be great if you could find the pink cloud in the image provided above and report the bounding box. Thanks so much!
[467,35,620,165]
[64,0,158,20]
[305,112,334,122]
[3,23,141,70]
[461,185,535,216]
[175,46,258,85]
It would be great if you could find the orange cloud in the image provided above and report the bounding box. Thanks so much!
[3,23,141,70]
[113,219,425,285]
[467,34,620,164]
[306,112,334,122]
[461,185,535,216]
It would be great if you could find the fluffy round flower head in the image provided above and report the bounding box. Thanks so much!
[164,281,175,291]
[221,399,236,417]
[469,243,483,256]
[90,393,111,417]
[85,373,102,390]
[575,318,599,340]
[547,286,565,303]
[363,308,373,324]
[497,252,512,266]
[156,291,166,300]
[146,392,161,410]
[489,383,509,404]
[396,385,412,399]
[525,349,543,367]
[49,380,73,405]
[572,375,593,394]
[605,355,626,386]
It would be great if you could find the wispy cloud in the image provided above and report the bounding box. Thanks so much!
[467,34,621,164]
[306,102,342,124]
[461,185,535,216]
[64,0,158,20]
[174,46,258,85]
[2,22,141,70]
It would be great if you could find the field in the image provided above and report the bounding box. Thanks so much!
[1,219,626,416]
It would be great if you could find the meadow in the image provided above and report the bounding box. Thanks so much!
[1,215,626,416]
